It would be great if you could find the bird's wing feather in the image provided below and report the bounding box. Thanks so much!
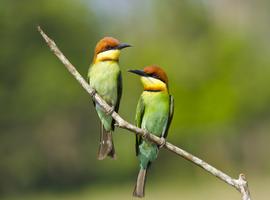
[115,71,122,112]
[111,71,122,131]
[87,65,96,107]
[161,95,174,138]
[135,96,145,156]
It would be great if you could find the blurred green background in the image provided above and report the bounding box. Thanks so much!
[1,0,270,199]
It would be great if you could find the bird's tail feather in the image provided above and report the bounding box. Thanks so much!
[97,122,116,160]
[133,168,147,198]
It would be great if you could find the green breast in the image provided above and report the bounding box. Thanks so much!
[141,91,170,137]
[88,61,120,105]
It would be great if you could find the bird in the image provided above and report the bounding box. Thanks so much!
[128,65,174,198]
[88,37,131,160]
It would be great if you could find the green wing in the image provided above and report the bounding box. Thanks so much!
[135,96,145,156]
[161,95,174,138]
[87,65,96,107]
[112,71,122,131]
[115,71,122,112]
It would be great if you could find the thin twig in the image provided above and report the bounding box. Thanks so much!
[37,26,251,200]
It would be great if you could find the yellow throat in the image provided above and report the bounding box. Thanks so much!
[141,76,167,92]
[95,49,120,63]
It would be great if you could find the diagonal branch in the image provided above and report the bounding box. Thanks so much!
[37,26,251,200]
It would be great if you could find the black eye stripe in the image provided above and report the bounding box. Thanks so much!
[99,45,115,53]
[147,73,165,83]
[152,74,159,79]
[148,73,158,79]
[106,45,113,50]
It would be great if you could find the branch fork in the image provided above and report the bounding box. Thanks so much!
[38,26,251,200]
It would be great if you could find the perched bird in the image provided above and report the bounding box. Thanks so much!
[129,65,174,197]
[88,37,131,160]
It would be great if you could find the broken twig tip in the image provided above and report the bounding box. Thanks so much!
[37,25,42,32]
[239,173,246,181]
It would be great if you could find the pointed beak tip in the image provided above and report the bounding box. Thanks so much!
[127,69,146,76]
[118,43,132,50]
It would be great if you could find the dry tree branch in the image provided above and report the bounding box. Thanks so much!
[37,26,251,200]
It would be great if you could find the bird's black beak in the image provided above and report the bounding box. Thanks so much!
[117,43,132,50]
[128,69,148,77]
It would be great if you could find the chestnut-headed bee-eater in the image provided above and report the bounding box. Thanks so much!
[129,66,174,197]
[88,37,131,160]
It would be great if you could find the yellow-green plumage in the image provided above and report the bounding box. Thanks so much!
[88,36,130,160]
[134,90,174,197]
[130,66,174,198]
[136,91,170,168]
[88,61,122,160]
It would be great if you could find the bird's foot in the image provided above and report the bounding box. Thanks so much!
[106,106,115,115]
[90,88,97,96]
[142,130,149,140]
[159,137,166,149]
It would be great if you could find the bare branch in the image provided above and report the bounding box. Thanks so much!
[37,26,251,200]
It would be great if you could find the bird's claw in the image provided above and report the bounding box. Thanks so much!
[90,88,97,96]
[159,137,166,149]
[106,106,115,115]
[142,130,149,139]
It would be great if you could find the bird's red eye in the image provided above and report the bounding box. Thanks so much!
[106,45,112,50]
[149,73,156,78]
